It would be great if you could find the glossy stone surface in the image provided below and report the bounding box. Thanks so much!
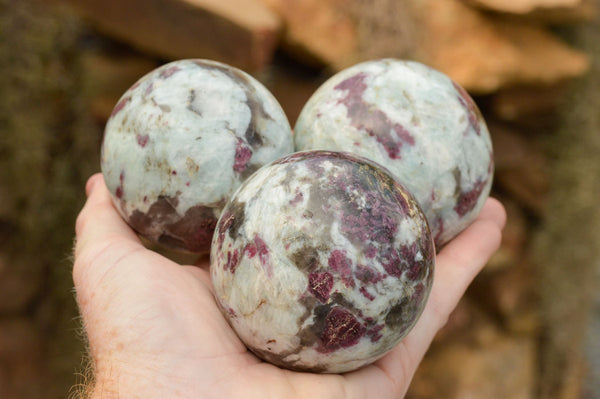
[101,59,294,253]
[211,150,434,373]
[294,59,493,248]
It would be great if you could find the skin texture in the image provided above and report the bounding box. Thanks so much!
[73,173,506,399]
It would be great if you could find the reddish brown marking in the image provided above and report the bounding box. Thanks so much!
[367,324,384,343]
[130,80,142,90]
[454,179,487,216]
[244,241,257,258]
[308,272,334,302]
[340,189,399,244]
[115,171,125,199]
[328,250,355,288]
[317,307,365,353]
[452,81,482,136]
[335,73,415,160]
[128,196,218,253]
[233,138,253,173]
[226,249,240,273]
[401,242,423,280]
[136,134,149,148]
[227,307,237,318]
[244,235,272,277]
[412,283,425,304]
[289,190,304,206]
[355,264,385,285]
[365,246,377,259]
[359,286,375,301]
[144,82,154,98]
[111,96,131,118]
[216,211,235,249]
[159,65,181,79]
[380,247,402,278]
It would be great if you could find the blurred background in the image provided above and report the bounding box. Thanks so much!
[0,0,598,398]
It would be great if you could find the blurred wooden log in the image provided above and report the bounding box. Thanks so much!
[259,0,359,68]
[490,84,567,128]
[0,318,45,399]
[474,260,540,336]
[486,198,529,272]
[0,255,44,315]
[461,0,597,24]
[259,0,589,94]
[413,0,590,94]
[408,333,536,399]
[490,123,549,215]
[80,50,159,123]
[61,0,282,71]
[259,61,328,125]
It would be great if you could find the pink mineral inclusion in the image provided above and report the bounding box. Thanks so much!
[454,179,488,217]
[233,139,253,173]
[328,249,355,288]
[367,323,384,343]
[159,65,181,79]
[289,190,304,206]
[452,81,482,136]
[110,96,131,118]
[359,286,375,301]
[244,234,272,277]
[136,134,149,148]
[355,263,385,284]
[115,171,125,199]
[318,307,366,353]
[335,73,415,160]
[308,272,334,302]
[225,249,241,274]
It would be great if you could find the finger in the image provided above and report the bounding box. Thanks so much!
[408,198,504,351]
[365,198,506,392]
[75,173,140,246]
[477,197,507,230]
[85,172,102,197]
[73,173,143,288]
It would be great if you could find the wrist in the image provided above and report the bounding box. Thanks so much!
[88,357,171,399]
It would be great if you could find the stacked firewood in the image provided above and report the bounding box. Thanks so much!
[64,0,591,87]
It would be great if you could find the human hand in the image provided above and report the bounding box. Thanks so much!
[73,173,506,399]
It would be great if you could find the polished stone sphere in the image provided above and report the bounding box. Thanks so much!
[101,59,293,253]
[211,150,434,373]
[294,59,493,248]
